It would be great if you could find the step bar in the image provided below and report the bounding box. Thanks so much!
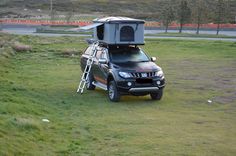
[92,81,107,91]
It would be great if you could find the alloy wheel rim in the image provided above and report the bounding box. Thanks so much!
[109,84,114,99]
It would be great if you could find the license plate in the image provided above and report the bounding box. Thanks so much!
[141,73,147,78]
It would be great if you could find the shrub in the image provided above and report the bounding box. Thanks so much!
[12,42,32,52]
[9,117,40,131]
[0,40,5,48]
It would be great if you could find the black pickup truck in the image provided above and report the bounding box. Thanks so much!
[81,44,165,102]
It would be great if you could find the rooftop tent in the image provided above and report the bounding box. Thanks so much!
[82,17,145,45]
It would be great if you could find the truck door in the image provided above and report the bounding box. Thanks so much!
[93,48,108,85]
[99,48,109,84]
[92,50,105,84]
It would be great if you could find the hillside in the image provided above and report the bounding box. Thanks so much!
[0,0,236,22]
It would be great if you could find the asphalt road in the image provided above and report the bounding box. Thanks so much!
[1,24,236,41]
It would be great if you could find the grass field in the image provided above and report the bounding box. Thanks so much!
[0,33,236,155]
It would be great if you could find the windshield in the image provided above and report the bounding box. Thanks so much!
[109,47,149,63]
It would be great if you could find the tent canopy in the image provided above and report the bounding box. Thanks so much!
[80,23,104,30]
[93,17,145,24]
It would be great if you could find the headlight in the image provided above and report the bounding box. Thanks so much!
[119,72,131,78]
[156,70,164,77]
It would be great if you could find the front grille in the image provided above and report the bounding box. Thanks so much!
[130,72,156,78]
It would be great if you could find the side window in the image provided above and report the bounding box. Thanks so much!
[100,50,108,60]
[96,50,102,59]
[84,46,92,55]
[120,26,134,42]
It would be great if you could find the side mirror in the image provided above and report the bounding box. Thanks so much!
[151,57,157,62]
[98,58,107,64]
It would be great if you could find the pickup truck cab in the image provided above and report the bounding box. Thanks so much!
[81,44,165,102]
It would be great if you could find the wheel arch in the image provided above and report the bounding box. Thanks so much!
[107,73,114,82]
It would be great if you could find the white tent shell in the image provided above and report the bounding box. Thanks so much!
[82,17,145,45]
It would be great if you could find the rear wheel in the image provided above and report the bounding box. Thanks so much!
[150,89,163,100]
[108,81,120,102]
[86,73,95,90]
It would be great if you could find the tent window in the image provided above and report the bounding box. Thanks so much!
[97,24,104,40]
[120,26,134,42]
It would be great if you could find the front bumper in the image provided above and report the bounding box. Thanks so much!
[129,87,159,93]
[116,77,165,95]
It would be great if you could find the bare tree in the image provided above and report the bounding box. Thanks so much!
[65,10,74,23]
[177,0,191,33]
[160,2,175,33]
[0,20,2,31]
[50,0,53,21]
[65,1,75,23]
[191,0,208,34]
[49,0,58,21]
[0,12,4,31]
[215,0,229,35]
[50,10,57,21]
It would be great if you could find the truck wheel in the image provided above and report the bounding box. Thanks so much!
[150,89,163,100]
[86,73,95,90]
[108,81,120,102]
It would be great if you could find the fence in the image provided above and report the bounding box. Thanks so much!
[1,19,236,29]
[0,19,92,26]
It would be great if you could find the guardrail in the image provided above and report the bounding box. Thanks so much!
[145,22,236,29]
[0,19,92,26]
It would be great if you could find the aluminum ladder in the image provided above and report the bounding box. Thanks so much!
[77,41,99,94]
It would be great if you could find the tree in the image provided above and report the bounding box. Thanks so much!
[49,0,59,21]
[215,0,229,35]
[50,0,53,21]
[65,1,75,23]
[0,12,4,31]
[191,0,208,34]
[0,20,2,31]
[65,9,74,23]
[177,0,191,33]
[160,2,175,33]
[50,10,57,21]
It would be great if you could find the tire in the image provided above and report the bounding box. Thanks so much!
[108,81,121,102]
[150,89,163,100]
[86,73,95,90]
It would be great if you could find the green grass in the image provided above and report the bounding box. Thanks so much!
[0,33,236,155]
[145,32,236,38]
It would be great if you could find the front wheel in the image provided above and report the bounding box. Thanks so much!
[150,89,163,100]
[108,81,120,102]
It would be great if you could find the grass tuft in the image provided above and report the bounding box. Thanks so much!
[9,117,40,131]
[0,47,15,58]
[12,42,32,52]
[58,48,82,57]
